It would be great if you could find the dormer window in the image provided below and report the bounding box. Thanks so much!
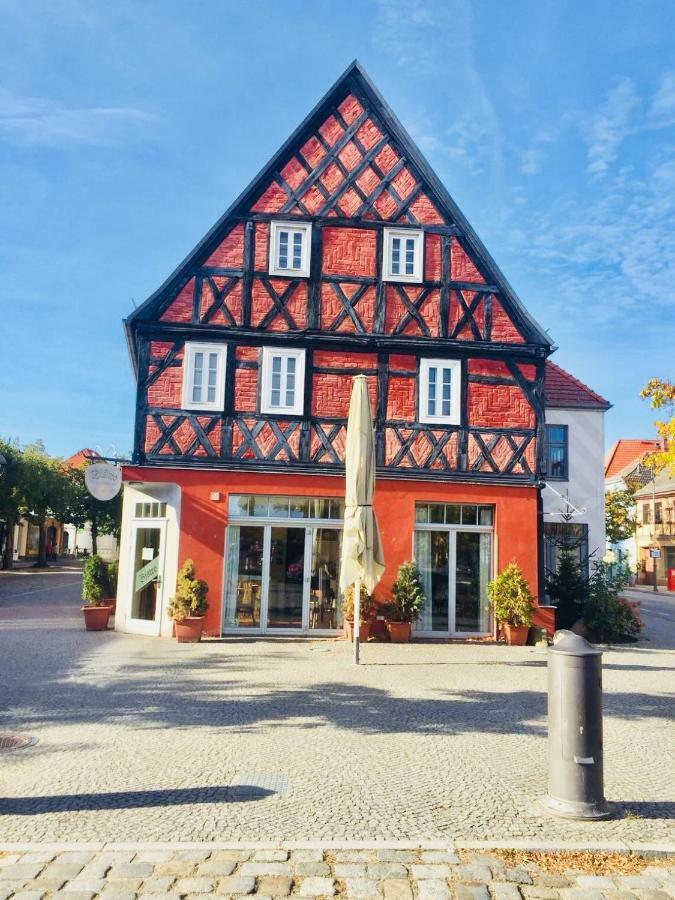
[383,227,424,283]
[419,358,461,425]
[269,221,312,278]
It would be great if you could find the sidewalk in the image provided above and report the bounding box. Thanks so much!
[0,845,673,899]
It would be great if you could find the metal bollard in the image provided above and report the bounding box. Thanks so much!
[541,630,611,819]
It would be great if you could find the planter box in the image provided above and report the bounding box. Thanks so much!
[387,621,412,643]
[344,620,371,642]
[82,605,112,631]
[174,616,205,643]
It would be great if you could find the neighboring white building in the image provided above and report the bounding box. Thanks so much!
[542,361,611,581]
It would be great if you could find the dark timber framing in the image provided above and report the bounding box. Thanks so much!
[125,60,554,489]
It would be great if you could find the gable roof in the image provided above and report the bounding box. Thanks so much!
[124,60,553,370]
[544,361,610,411]
[64,449,99,469]
[605,439,661,479]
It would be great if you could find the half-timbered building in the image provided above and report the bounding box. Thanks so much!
[116,61,557,639]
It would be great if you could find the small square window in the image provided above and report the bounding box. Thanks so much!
[260,347,306,415]
[269,221,312,278]
[182,342,226,411]
[383,228,424,283]
[419,358,461,425]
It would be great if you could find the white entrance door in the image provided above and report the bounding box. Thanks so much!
[126,521,167,635]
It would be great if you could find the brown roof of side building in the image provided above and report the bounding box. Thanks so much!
[544,361,611,411]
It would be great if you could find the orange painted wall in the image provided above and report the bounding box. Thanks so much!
[123,466,539,637]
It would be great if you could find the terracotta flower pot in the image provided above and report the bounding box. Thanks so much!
[504,623,530,646]
[344,620,370,642]
[174,616,205,643]
[82,605,112,631]
[387,621,412,643]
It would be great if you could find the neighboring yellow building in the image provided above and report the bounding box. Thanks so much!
[634,471,675,586]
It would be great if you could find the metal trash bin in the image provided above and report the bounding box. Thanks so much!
[541,630,611,819]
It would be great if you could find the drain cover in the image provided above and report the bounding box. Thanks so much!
[0,734,37,752]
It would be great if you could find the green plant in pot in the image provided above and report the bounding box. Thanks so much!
[81,554,114,631]
[487,561,533,645]
[384,561,426,643]
[167,559,209,642]
[106,560,119,614]
[342,582,373,642]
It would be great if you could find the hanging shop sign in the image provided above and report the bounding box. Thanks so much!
[85,463,122,501]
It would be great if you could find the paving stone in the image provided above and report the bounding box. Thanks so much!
[334,863,368,878]
[108,862,154,880]
[490,884,522,900]
[618,879,662,891]
[22,878,68,892]
[139,875,177,892]
[382,878,413,900]
[575,876,616,889]
[97,853,135,866]
[336,851,375,863]
[135,850,176,863]
[74,863,112,880]
[296,876,336,897]
[237,862,292,877]
[420,851,459,864]
[290,851,325,863]
[558,891,605,900]
[139,895,182,900]
[456,864,493,883]
[55,853,96,867]
[0,856,22,868]
[293,862,331,877]
[0,864,46,881]
[56,892,98,900]
[19,853,56,865]
[505,869,534,886]
[256,874,292,896]
[630,892,671,900]
[63,879,107,893]
[367,862,408,880]
[98,891,137,900]
[640,869,672,884]
[174,877,216,893]
[378,851,416,863]
[175,850,213,862]
[0,884,24,900]
[455,887,491,900]
[253,850,289,862]
[535,877,571,889]
[197,860,237,877]
[212,850,252,863]
[343,877,380,898]
[602,893,639,900]
[12,891,47,900]
[417,880,452,900]
[411,864,453,880]
[215,874,256,894]
[520,889,562,899]
[154,860,197,876]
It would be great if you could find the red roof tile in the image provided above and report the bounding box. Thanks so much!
[604,439,661,479]
[64,448,99,469]
[544,361,610,411]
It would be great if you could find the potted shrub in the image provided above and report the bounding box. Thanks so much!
[487,561,533,645]
[81,555,114,631]
[342,583,373,642]
[106,560,119,614]
[384,561,426,642]
[167,559,209,642]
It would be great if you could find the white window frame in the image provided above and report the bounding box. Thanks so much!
[383,227,424,283]
[269,221,312,278]
[260,347,306,416]
[419,358,461,425]
[181,342,227,411]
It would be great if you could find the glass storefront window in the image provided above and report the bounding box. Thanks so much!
[228,495,344,521]
[461,505,478,525]
[445,504,461,524]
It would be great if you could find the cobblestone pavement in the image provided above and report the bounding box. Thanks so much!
[1,846,674,899]
[0,568,673,844]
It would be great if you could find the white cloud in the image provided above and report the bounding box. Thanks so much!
[586,77,640,176]
[0,89,156,147]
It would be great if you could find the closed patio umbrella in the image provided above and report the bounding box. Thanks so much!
[339,375,385,664]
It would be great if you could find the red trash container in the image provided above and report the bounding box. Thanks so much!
[667,568,675,591]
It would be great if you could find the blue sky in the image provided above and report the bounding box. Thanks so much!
[1,0,673,458]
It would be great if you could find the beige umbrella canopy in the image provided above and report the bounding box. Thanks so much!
[339,375,385,663]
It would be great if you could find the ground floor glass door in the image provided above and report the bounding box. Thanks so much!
[128,522,166,635]
[223,519,342,634]
[415,524,492,636]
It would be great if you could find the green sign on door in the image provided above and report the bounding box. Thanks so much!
[135,556,159,592]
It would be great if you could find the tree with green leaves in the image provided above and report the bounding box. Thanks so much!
[605,488,636,544]
[640,378,674,475]
[546,545,587,629]
[0,438,25,570]
[20,443,73,567]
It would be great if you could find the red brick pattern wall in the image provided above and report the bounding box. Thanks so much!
[322,227,376,276]
[467,382,534,429]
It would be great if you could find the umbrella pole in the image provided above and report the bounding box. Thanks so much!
[353,576,361,665]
